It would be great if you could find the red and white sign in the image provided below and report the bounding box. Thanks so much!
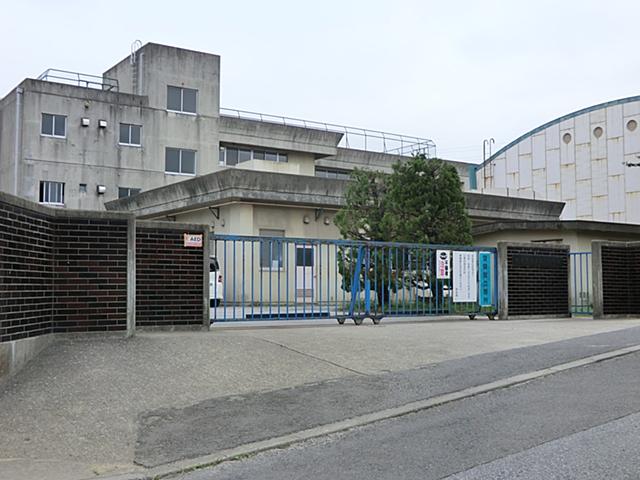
[436,250,450,279]
[183,233,203,248]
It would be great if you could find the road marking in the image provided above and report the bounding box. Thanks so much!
[106,343,640,480]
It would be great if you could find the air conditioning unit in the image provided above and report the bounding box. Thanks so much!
[81,118,90,127]
[98,119,107,129]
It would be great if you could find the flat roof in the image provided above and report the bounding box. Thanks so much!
[105,168,564,224]
[473,220,640,236]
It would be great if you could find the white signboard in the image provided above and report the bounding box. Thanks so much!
[183,233,203,248]
[436,250,451,279]
[453,251,477,303]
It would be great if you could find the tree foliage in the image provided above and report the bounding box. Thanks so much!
[334,154,472,245]
[333,155,472,311]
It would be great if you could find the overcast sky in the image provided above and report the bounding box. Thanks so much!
[2,0,639,162]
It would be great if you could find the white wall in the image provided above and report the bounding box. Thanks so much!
[478,98,640,224]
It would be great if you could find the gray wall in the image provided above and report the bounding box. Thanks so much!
[0,89,17,194]
[0,44,225,210]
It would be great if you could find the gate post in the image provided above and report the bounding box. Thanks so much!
[591,241,604,319]
[126,215,136,337]
[497,242,509,320]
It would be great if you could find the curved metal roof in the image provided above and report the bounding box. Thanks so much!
[482,94,640,166]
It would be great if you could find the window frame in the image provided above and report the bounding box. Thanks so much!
[41,113,67,139]
[259,229,285,270]
[165,147,197,176]
[39,180,65,205]
[219,146,290,166]
[119,123,142,147]
[118,187,142,199]
[166,85,198,115]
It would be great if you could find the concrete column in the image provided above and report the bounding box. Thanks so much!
[202,225,211,329]
[591,241,604,319]
[126,215,136,337]
[497,242,509,320]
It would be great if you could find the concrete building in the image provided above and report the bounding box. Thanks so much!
[0,42,471,212]
[476,96,640,224]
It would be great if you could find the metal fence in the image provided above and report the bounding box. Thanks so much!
[210,235,498,324]
[570,252,592,315]
[219,108,436,157]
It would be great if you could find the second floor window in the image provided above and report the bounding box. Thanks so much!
[220,146,288,166]
[39,180,65,205]
[165,147,196,175]
[119,124,141,146]
[167,86,197,114]
[41,113,66,138]
[118,187,141,198]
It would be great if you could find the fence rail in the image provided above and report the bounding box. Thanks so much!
[570,252,592,315]
[210,234,497,324]
[37,68,119,92]
[220,108,436,157]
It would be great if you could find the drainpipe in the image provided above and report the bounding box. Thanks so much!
[13,87,23,196]
[137,51,144,95]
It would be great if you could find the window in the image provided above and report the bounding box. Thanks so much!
[165,147,196,175]
[39,181,65,205]
[219,146,288,166]
[259,229,285,269]
[41,113,66,138]
[118,187,141,198]
[79,183,87,194]
[167,86,197,114]
[315,167,351,180]
[119,123,141,146]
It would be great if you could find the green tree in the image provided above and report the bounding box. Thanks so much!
[383,154,472,245]
[334,168,388,241]
[334,154,472,245]
[333,154,472,312]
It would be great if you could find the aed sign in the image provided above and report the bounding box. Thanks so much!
[183,233,203,248]
[436,250,450,279]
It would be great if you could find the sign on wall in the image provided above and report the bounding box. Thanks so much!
[436,250,451,279]
[453,251,477,303]
[478,252,493,307]
[183,233,203,248]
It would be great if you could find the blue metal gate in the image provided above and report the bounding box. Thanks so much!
[210,235,498,324]
[569,252,592,315]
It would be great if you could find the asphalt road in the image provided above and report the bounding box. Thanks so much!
[175,349,640,480]
[136,326,640,467]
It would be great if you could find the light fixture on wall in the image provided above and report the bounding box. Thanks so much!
[303,215,310,224]
[324,217,330,225]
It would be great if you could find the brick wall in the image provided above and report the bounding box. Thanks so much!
[501,244,569,318]
[53,217,129,333]
[0,199,54,343]
[601,245,640,315]
[136,224,207,328]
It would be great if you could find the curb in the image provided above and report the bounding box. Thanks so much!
[101,343,640,480]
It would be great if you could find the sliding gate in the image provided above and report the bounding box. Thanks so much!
[211,234,498,323]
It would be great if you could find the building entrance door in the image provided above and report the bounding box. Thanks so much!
[296,245,314,298]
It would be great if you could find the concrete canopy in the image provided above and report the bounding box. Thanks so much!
[105,169,564,224]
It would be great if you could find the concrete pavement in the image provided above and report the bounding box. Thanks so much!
[2,317,640,479]
[182,350,640,480]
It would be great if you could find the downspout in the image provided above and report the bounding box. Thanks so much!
[137,50,144,95]
[13,87,23,195]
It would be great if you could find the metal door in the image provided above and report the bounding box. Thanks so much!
[296,245,314,298]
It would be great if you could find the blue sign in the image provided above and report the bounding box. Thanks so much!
[478,252,493,307]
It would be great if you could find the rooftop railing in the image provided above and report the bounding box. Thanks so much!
[220,107,436,157]
[37,69,119,92]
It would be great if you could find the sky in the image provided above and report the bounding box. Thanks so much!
[2,0,640,163]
